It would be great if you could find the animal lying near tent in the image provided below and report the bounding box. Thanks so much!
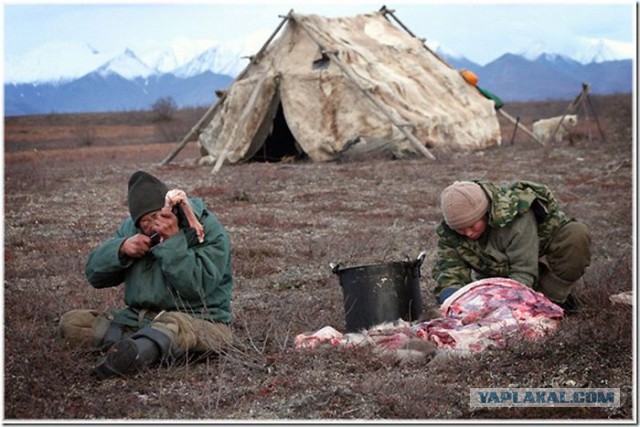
[294,278,564,360]
[532,114,578,143]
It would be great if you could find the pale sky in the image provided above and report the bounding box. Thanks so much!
[2,1,637,66]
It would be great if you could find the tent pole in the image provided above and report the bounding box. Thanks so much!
[328,49,436,160]
[211,73,277,174]
[160,98,223,165]
[379,5,453,70]
[379,5,417,37]
[160,10,292,166]
[382,6,517,152]
[499,109,545,146]
[291,12,436,160]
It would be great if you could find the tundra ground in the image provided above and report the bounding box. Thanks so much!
[3,95,634,420]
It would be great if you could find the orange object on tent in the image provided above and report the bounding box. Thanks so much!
[460,69,478,86]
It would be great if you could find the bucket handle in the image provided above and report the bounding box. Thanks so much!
[412,251,426,277]
[332,253,425,273]
[329,262,341,275]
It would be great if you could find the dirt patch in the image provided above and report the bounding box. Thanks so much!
[3,94,634,420]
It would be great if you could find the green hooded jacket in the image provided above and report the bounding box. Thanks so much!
[432,180,571,299]
[85,198,233,327]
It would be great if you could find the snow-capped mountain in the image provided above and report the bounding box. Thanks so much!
[95,49,155,79]
[139,47,183,75]
[4,30,273,85]
[519,38,635,64]
[425,39,464,61]
[134,37,219,74]
[520,41,562,61]
[6,33,633,86]
[4,34,633,116]
[173,44,248,78]
[574,38,637,64]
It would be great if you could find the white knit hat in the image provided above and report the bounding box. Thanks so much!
[440,181,489,229]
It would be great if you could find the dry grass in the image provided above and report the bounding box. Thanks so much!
[3,94,634,420]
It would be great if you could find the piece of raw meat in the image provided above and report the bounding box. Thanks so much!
[165,189,205,243]
[609,291,633,306]
[294,278,564,357]
[294,326,344,349]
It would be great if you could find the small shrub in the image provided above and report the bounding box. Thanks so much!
[151,96,178,122]
[74,125,96,146]
[154,121,182,143]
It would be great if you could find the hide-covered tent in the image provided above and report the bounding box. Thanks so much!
[176,8,503,171]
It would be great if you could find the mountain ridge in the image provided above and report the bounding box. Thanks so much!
[4,38,633,116]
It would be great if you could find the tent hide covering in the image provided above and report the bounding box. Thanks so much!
[197,9,502,166]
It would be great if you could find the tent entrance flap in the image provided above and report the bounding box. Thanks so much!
[251,103,304,162]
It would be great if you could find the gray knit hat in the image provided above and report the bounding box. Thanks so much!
[128,171,168,227]
[440,181,489,230]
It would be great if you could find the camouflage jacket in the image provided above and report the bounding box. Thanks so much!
[432,180,571,298]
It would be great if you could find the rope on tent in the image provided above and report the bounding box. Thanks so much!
[161,10,292,167]
[290,11,437,161]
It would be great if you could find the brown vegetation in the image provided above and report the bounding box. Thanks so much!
[3,94,634,420]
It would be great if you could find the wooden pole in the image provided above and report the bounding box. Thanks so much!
[211,74,278,174]
[291,12,436,160]
[210,13,292,174]
[379,5,453,70]
[581,96,592,143]
[379,5,417,37]
[499,109,545,146]
[381,5,518,153]
[585,92,607,142]
[160,97,223,166]
[509,115,520,145]
[160,10,292,166]
[548,87,586,144]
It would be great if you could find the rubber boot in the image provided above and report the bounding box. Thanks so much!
[92,337,160,380]
[97,321,127,352]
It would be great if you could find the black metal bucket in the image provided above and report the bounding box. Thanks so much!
[331,252,425,333]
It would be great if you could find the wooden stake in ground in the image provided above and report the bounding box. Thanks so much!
[499,109,545,146]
